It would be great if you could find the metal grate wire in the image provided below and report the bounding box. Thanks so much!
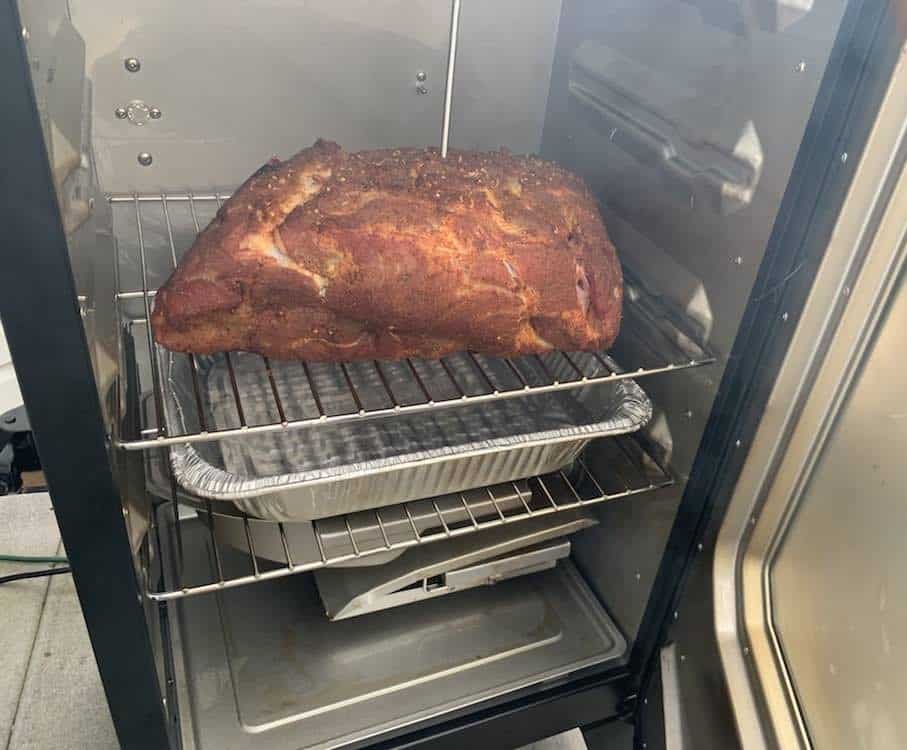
[145,434,672,601]
[111,192,715,450]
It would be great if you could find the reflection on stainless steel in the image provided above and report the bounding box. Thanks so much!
[568,41,763,215]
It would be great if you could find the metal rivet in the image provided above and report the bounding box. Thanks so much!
[795,60,807,73]
[635,571,641,581]
[697,542,703,551]
[416,71,427,81]
[115,107,128,119]
[751,516,757,525]
[673,610,679,620]
[124,57,141,73]
[149,107,162,119]
[781,311,789,321]
[843,286,851,297]
[137,152,153,166]
[21,27,29,40]
[684,409,693,419]
[644,698,648,705]
[735,439,742,447]
[734,256,743,265]
[743,646,750,655]
[680,654,686,663]
[841,152,848,163]
[416,85,429,95]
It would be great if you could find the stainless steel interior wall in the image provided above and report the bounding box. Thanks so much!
[542,0,847,640]
[69,0,562,194]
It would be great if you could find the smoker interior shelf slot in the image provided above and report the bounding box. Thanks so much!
[143,434,672,600]
[110,192,715,450]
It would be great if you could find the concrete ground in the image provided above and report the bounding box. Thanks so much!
[0,492,118,750]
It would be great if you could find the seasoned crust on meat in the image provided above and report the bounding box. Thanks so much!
[151,139,622,361]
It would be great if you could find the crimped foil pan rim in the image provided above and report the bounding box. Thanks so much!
[169,376,652,501]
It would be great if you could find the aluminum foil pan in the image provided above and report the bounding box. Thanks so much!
[161,352,651,521]
[145,447,533,569]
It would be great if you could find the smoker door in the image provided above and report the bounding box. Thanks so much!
[716,103,907,750]
[639,3,907,749]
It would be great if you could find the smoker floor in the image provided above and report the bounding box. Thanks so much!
[172,519,626,750]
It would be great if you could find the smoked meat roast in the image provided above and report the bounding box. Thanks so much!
[151,139,623,362]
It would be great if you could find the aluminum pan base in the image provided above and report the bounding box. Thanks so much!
[165,353,651,520]
[174,527,625,750]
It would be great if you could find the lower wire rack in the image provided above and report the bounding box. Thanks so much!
[143,434,672,601]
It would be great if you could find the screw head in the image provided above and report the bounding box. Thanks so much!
[115,107,128,119]
[124,57,141,73]
[795,60,807,73]
[781,311,789,321]
[149,106,162,119]
[137,152,153,166]
[841,152,849,163]
[416,70,427,81]
[21,27,30,40]
[416,84,429,95]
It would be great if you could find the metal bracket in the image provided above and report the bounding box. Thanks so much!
[0,404,42,494]
[616,691,638,719]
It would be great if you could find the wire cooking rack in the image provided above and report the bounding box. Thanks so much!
[110,192,715,450]
[143,434,672,600]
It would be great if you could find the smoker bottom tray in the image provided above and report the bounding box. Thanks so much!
[173,520,625,750]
